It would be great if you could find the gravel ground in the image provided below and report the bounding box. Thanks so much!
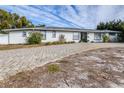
[0,43,123,81]
[0,47,124,88]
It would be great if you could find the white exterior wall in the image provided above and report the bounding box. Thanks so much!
[87,33,105,43]
[87,32,118,43]
[0,31,31,44]
[87,33,103,43]
[9,31,27,44]
[109,33,118,42]
[43,31,80,42]
[0,31,80,44]
[0,34,8,44]
[87,33,94,42]
[9,31,47,44]
[0,30,118,44]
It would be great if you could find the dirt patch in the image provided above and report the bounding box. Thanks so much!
[0,47,124,88]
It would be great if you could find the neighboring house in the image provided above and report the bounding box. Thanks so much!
[0,27,121,44]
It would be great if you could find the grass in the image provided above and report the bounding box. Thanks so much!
[0,41,75,51]
[0,44,44,51]
[47,64,60,73]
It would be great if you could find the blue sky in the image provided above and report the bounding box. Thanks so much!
[0,5,124,29]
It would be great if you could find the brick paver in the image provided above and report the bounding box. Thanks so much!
[0,43,124,80]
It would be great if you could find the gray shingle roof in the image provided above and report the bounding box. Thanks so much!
[1,27,121,33]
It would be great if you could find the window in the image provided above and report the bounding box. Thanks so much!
[42,31,46,40]
[52,31,56,38]
[22,31,26,37]
[73,32,79,40]
[109,33,116,36]
[94,33,101,40]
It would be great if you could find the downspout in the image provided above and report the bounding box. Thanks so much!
[8,31,10,44]
[33,28,34,32]
[87,32,88,42]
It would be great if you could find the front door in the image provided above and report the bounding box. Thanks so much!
[81,32,87,42]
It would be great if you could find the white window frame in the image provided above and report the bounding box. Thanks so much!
[22,31,27,37]
[109,33,116,36]
[73,32,79,40]
[52,31,56,38]
[94,33,101,40]
[42,31,46,40]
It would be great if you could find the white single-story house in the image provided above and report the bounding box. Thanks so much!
[0,27,121,44]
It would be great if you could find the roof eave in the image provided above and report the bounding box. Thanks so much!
[1,28,121,33]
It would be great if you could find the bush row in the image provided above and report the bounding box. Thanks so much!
[45,41,75,45]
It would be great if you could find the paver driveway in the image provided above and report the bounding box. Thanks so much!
[0,43,124,80]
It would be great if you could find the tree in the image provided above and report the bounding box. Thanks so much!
[97,22,106,30]
[0,9,46,30]
[20,16,28,27]
[16,20,22,28]
[27,21,35,28]
[97,19,124,42]
[1,21,10,29]
[12,13,19,20]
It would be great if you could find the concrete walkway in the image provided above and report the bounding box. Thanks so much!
[0,43,124,80]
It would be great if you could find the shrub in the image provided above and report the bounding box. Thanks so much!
[45,41,75,45]
[45,42,53,45]
[102,34,109,42]
[52,41,64,45]
[59,41,65,44]
[67,41,75,43]
[52,41,59,45]
[27,32,43,44]
[47,64,60,73]
[80,38,87,42]
[59,34,66,42]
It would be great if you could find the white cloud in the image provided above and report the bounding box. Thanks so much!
[0,5,124,29]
